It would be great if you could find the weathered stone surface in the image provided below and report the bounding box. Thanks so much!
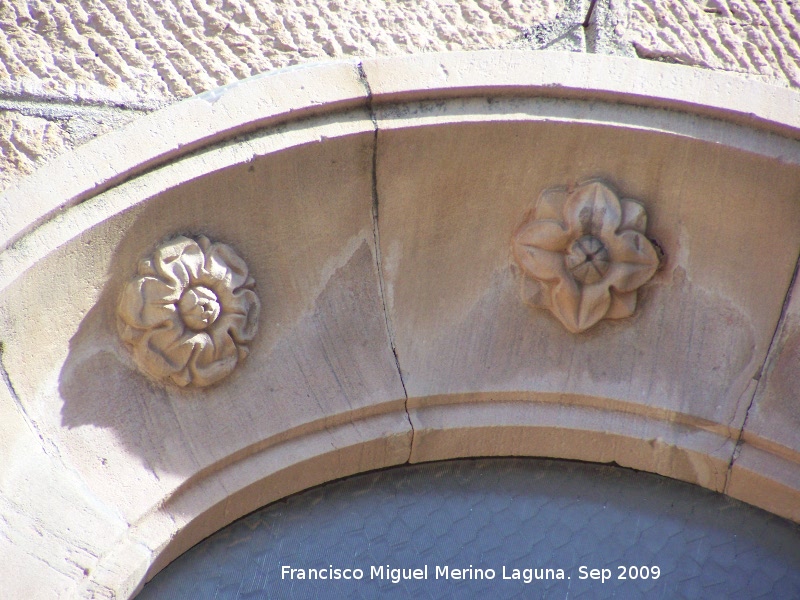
[0,100,415,598]
[743,274,800,456]
[0,0,561,105]
[2,52,800,599]
[1,0,800,193]
[0,112,68,193]
[366,53,800,493]
[0,106,408,521]
[0,371,127,599]
[0,105,142,194]
[627,0,800,87]
[2,0,798,108]
[731,260,800,520]
[375,104,800,422]
[0,60,368,252]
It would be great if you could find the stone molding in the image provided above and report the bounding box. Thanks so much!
[512,180,660,333]
[1,51,800,599]
[117,235,260,388]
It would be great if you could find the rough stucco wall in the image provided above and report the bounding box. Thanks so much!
[0,113,68,193]
[0,0,798,191]
[629,0,800,87]
[0,0,562,103]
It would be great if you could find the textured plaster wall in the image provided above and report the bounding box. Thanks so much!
[0,0,798,189]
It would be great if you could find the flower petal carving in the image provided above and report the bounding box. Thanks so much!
[512,180,661,333]
[515,220,571,252]
[118,235,260,387]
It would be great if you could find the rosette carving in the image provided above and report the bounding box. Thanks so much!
[512,180,660,333]
[117,235,260,387]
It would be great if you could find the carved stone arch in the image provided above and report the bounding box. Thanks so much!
[2,51,800,598]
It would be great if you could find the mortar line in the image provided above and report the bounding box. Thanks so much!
[0,100,149,120]
[0,92,163,113]
[356,62,413,462]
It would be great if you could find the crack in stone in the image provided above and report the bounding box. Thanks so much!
[356,62,414,462]
[0,342,54,457]
[724,245,800,494]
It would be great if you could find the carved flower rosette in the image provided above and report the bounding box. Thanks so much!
[512,181,660,333]
[117,235,260,387]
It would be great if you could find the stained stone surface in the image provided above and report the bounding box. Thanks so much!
[2,5,800,596]
[136,458,800,599]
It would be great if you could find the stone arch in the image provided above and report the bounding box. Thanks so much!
[2,51,800,599]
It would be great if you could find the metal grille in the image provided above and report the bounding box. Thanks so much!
[138,459,800,599]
